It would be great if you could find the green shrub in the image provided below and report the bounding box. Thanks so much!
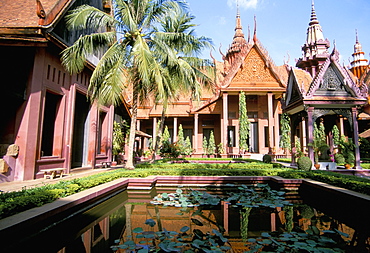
[297,156,312,171]
[334,153,345,164]
[262,154,272,163]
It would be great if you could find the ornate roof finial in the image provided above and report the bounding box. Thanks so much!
[309,0,319,25]
[253,15,257,42]
[36,0,46,19]
[248,25,250,43]
[228,3,247,53]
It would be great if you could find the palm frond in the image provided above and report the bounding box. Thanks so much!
[65,5,116,31]
[61,31,116,74]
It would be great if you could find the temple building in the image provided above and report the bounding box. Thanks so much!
[136,11,288,158]
[282,1,368,168]
[0,0,128,182]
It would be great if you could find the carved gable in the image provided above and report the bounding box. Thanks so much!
[315,65,350,97]
[234,48,275,82]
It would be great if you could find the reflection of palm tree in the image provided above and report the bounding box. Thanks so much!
[62,0,213,169]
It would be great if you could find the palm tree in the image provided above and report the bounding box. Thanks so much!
[149,5,215,161]
[61,0,212,169]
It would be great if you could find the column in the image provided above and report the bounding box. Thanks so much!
[274,101,279,153]
[136,119,141,150]
[194,113,199,153]
[222,93,228,153]
[173,117,178,142]
[152,117,157,148]
[289,115,296,166]
[339,117,345,136]
[301,117,307,151]
[352,108,362,169]
[267,93,274,153]
[307,107,314,162]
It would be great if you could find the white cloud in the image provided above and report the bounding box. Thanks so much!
[218,16,227,25]
[227,0,259,9]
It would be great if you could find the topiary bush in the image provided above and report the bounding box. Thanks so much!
[297,156,312,171]
[334,153,345,164]
[262,154,272,164]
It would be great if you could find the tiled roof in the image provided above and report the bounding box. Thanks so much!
[0,0,63,28]
[292,68,312,93]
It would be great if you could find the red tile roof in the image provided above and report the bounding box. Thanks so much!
[0,0,67,28]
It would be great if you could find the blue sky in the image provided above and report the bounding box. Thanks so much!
[186,0,370,67]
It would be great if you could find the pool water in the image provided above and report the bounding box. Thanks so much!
[3,184,370,253]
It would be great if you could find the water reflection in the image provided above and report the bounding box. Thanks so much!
[4,186,369,252]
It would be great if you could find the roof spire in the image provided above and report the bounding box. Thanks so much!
[296,0,330,76]
[309,0,319,26]
[253,15,257,42]
[228,3,247,53]
[350,29,368,77]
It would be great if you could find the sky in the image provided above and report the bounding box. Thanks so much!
[185,0,370,67]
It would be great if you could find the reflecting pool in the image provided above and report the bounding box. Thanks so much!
[3,183,370,253]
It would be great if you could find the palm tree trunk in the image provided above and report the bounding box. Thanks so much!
[150,107,166,162]
[126,90,138,170]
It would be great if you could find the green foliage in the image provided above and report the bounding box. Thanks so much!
[248,229,348,252]
[112,121,125,156]
[184,136,193,156]
[159,141,180,159]
[161,126,171,146]
[217,143,225,154]
[239,91,250,151]
[280,113,291,150]
[297,156,312,171]
[338,136,356,164]
[262,154,272,163]
[202,136,208,154]
[332,125,340,146]
[207,131,216,155]
[334,153,345,164]
[359,137,370,158]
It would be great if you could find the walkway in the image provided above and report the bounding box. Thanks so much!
[0,166,123,193]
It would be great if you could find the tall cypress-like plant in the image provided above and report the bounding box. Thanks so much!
[208,131,216,156]
[239,91,250,152]
[280,113,291,153]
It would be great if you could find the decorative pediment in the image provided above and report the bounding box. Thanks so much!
[232,48,276,83]
[314,65,350,96]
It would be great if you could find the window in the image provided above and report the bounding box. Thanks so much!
[97,112,107,154]
[41,92,62,156]
[227,126,236,147]
[264,126,269,147]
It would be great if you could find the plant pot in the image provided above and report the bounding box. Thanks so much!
[111,161,117,166]
[314,164,320,170]
[344,164,352,169]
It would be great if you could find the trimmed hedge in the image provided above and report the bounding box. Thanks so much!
[0,162,369,220]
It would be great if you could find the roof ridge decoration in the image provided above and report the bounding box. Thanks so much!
[36,0,46,19]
